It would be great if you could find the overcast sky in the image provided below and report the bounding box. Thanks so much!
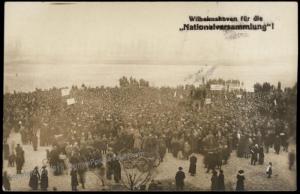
[4,2,298,91]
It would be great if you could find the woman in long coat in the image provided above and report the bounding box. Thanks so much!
[40,166,49,191]
[188,155,197,176]
[236,170,245,191]
[113,159,121,183]
[70,168,79,191]
[211,170,218,191]
[29,166,40,190]
[217,170,225,191]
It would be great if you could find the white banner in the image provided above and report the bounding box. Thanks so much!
[67,98,76,105]
[210,84,225,91]
[61,88,70,96]
[205,98,212,104]
[229,85,240,91]
[236,94,242,99]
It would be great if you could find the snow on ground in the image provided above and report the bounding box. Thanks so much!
[3,132,296,191]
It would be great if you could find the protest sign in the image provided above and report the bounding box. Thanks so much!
[205,98,212,104]
[67,98,76,105]
[61,88,70,96]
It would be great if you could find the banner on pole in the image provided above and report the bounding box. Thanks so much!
[61,88,70,96]
[205,98,212,104]
[67,98,76,105]
[210,84,225,91]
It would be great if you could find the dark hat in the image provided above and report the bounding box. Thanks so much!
[178,167,183,170]
[238,170,244,174]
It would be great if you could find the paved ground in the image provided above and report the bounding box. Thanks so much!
[3,132,297,191]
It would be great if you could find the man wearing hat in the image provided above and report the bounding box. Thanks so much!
[175,167,185,191]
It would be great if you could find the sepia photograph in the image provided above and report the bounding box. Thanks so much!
[2,1,298,191]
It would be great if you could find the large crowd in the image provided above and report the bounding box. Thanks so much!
[2,78,297,191]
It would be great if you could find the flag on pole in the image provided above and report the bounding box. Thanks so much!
[67,98,76,105]
[61,88,70,96]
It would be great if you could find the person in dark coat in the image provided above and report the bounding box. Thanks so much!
[211,170,218,191]
[188,155,197,176]
[288,149,296,170]
[16,154,23,174]
[217,170,225,191]
[40,166,49,191]
[15,144,22,156]
[250,145,258,165]
[266,162,272,178]
[77,155,87,189]
[158,139,167,162]
[3,142,9,160]
[106,152,114,180]
[175,167,185,191]
[8,152,16,167]
[236,170,245,191]
[29,166,40,190]
[274,136,281,154]
[258,146,264,165]
[113,158,121,183]
[206,152,216,173]
[264,133,271,153]
[70,168,79,191]
[32,134,38,151]
[3,171,11,191]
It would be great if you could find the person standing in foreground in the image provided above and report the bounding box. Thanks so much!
[217,170,225,191]
[175,167,185,191]
[266,162,272,178]
[211,170,218,191]
[188,154,197,176]
[288,149,295,170]
[236,170,245,191]
[29,166,40,190]
[40,165,49,191]
[3,171,11,191]
[98,165,106,187]
[70,168,79,191]
[32,134,38,151]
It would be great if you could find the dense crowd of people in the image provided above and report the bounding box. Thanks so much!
[2,78,297,191]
